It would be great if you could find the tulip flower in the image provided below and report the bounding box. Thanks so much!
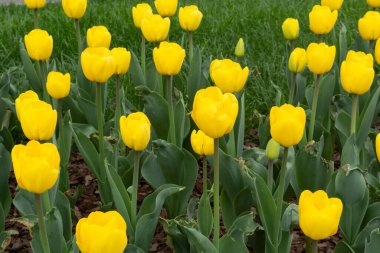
[179,5,203,32]
[192,86,238,249]
[46,71,71,100]
[141,14,171,43]
[76,211,128,253]
[86,26,112,49]
[306,42,336,75]
[321,0,344,11]
[367,0,380,8]
[154,0,178,17]
[111,48,132,75]
[191,130,214,156]
[81,47,116,83]
[309,5,338,35]
[358,11,380,44]
[132,3,153,28]
[282,18,299,41]
[24,29,53,61]
[62,0,87,19]
[235,38,245,58]
[210,59,249,94]
[288,48,307,103]
[24,0,45,9]
[265,138,280,191]
[18,100,57,141]
[376,133,380,162]
[376,38,380,64]
[299,190,343,249]
[15,90,39,119]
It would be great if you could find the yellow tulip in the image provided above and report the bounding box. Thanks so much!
[376,133,380,162]
[191,130,214,156]
[24,29,53,61]
[367,0,380,8]
[81,47,116,83]
[321,0,344,11]
[111,48,132,75]
[358,11,380,41]
[76,211,127,253]
[141,14,170,42]
[340,51,374,95]
[288,48,307,73]
[270,104,306,147]
[154,0,178,17]
[281,18,299,40]
[153,42,186,76]
[132,3,153,28]
[15,90,39,119]
[120,112,151,151]
[265,138,280,160]
[11,140,60,194]
[19,100,57,141]
[87,26,112,48]
[375,38,380,64]
[306,42,336,75]
[62,0,87,19]
[24,0,45,9]
[309,5,338,35]
[46,71,71,99]
[235,38,245,58]
[191,87,238,139]
[299,190,343,240]
[179,5,203,32]
[210,59,249,93]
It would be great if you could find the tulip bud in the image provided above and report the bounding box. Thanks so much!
[154,0,178,17]
[120,112,151,151]
[358,11,380,41]
[153,42,186,76]
[191,130,214,156]
[367,0,380,8]
[19,100,57,141]
[24,0,45,9]
[282,18,299,40]
[299,190,343,240]
[309,5,338,35]
[132,3,153,29]
[270,104,306,148]
[321,0,344,11]
[87,26,111,49]
[15,90,39,119]
[210,59,249,93]
[288,48,307,73]
[46,72,71,99]
[265,139,280,160]
[141,14,171,42]
[62,0,87,19]
[306,42,336,75]
[191,87,238,139]
[340,51,374,95]
[24,29,53,61]
[376,133,380,162]
[179,5,203,32]
[235,38,245,58]
[12,140,60,194]
[81,47,116,83]
[111,48,132,75]
[76,211,128,253]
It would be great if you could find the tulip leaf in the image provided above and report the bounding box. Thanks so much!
[294,73,307,105]
[281,204,298,231]
[77,95,98,128]
[340,135,360,166]
[19,42,42,95]
[353,217,380,252]
[125,244,145,253]
[364,229,380,253]
[363,202,380,227]
[236,92,245,158]
[135,184,183,252]
[0,144,11,216]
[58,111,73,191]
[339,23,348,65]
[130,51,146,87]
[197,193,213,237]
[161,219,191,253]
[181,227,218,253]
[62,96,87,124]
[141,140,197,218]
[54,191,72,242]
[187,47,205,107]
[174,95,190,148]
[145,62,158,92]
[334,241,355,253]
[0,206,4,232]
[335,110,351,145]
[13,190,35,216]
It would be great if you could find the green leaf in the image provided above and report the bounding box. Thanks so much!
[353,217,380,252]
[365,229,380,253]
[187,47,204,107]
[174,95,189,148]
[363,202,380,226]
[77,96,98,128]
[19,42,42,95]
[316,72,335,127]
[197,193,213,237]
[335,110,351,145]
[0,205,4,232]
[0,144,11,215]
[54,191,72,242]
[334,241,355,253]
[181,227,218,253]
[236,92,245,158]
[130,51,145,87]
[135,184,184,252]
[281,204,298,230]
[13,190,35,216]
[339,24,348,65]
[294,73,307,105]
[125,244,145,253]
[145,62,158,92]
[340,135,360,166]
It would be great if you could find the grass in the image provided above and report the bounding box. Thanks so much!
[0,0,371,122]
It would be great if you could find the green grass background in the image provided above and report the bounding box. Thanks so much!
[0,0,370,122]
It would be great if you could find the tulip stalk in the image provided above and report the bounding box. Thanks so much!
[166,75,177,145]
[75,19,82,54]
[35,194,51,253]
[188,32,194,63]
[308,74,322,142]
[306,238,318,253]
[34,9,39,29]
[288,73,296,104]
[267,159,274,192]
[141,34,146,76]
[131,151,141,229]
[351,95,359,135]
[37,61,49,102]
[213,138,220,249]
[114,75,121,169]
[96,83,106,180]
[202,156,208,196]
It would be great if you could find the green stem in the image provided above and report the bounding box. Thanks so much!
[228,129,236,157]
[131,151,141,229]
[38,61,49,102]
[75,19,81,54]
[42,193,51,212]
[351,94,359,135]
[369,40,375,55]
[308,74,322,142]
[213,138,220,250]
[35,194,51,253]
[306,237,318,253]
[267,159,274,192]
[166,75,176,145]
[202,156,208,195]
[34,9,38,29]
[57,99,63,138]
[96,83,105,180]
[114,75,121,169]
[288,73,296,104]
[141,34,146,76]
[289,40,294,54]
[189,32,193,63]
